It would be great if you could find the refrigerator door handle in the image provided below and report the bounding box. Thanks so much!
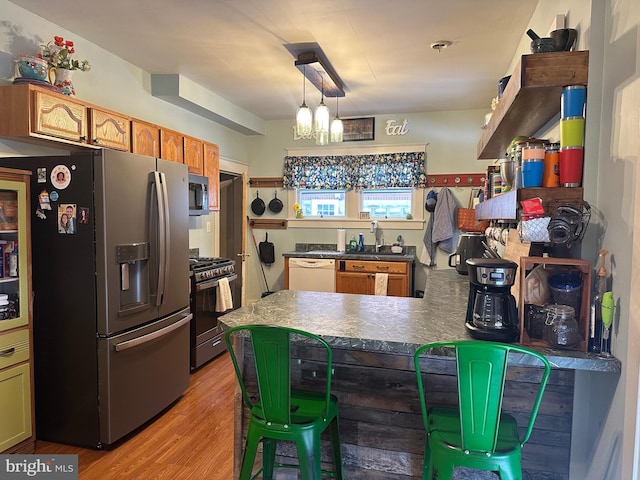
[153,171,167,306]
[159,171,171,302]
[113,313,192,352]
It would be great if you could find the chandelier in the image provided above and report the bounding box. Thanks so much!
[294,51,345,144]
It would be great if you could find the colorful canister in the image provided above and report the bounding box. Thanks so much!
[560,117,585,147]
[542,143,560,187]
[521,158,544,188]
[522,143,545,161]
[559,146,584,187]
[561,85,586,118]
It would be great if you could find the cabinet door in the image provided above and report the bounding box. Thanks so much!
[131,120,160,157]
[336,271,371,295]
[203,141,220,211]
[32,90,87,142]
[387,274,409,297]
[160,129,184,163]
[0,363,32,452]
[0,179,30,332]
[184,136,204,174]
[90,107,131,151]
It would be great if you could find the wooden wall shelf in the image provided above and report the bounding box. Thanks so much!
[248,218,287,229]
[477,51,589,160]
[248,177,283,188]
[427,173,485,187]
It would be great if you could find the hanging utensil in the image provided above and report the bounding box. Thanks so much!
[268,190,283,214]
[251,191,266,216]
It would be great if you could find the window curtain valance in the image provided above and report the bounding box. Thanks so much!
[283,151,427,190]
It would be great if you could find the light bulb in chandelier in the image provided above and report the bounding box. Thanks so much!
[330,96,343,143]
[315,77,330,145]
[296,66,313,136]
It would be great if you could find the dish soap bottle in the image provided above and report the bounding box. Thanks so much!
[589,249,609,353]
[349,235,357,252]
[358,233,365,252]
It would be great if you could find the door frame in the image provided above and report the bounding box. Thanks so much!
[215,157,247,307]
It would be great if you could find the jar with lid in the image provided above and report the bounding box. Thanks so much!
[543,304,581,349]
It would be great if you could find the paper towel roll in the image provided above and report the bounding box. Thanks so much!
[337,229,346,252]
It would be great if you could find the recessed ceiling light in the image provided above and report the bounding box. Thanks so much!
[430,40,453,52]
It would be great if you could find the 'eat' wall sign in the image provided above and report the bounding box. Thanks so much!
[385,119,409,136]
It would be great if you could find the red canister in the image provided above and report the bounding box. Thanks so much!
[543,143,560,187]
[559,146,584,187]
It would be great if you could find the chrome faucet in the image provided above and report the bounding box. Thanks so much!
[370,220,384,252]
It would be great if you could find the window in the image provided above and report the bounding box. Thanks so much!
[361,189,412,218]
[298,189,345,217]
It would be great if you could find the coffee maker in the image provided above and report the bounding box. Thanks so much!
[465,258,519,342]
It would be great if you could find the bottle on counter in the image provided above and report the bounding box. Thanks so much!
[589,249,609,353]
[358,233,364,252]
[349,235,357,252]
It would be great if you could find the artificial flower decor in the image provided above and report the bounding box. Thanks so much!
[41,36,91,71]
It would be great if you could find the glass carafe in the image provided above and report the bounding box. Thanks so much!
[472,291,506,329]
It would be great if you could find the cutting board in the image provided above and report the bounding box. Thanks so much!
[502,229,531,305]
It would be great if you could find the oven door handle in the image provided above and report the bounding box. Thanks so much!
[196,274,238,291]
[114,314,192,352]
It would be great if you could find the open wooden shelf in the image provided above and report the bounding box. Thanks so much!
[475,187,583,220]
[477,51,589,159]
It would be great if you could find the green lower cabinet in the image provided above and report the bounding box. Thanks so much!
[0,362,32,452]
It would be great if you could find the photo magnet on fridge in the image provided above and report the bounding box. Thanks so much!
[58,203,77,234]
[51,164,71,190]
[37,168,47,183]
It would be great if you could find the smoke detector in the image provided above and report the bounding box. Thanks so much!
[430,40,453,52]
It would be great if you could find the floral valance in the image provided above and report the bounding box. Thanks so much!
[283,151,427,190]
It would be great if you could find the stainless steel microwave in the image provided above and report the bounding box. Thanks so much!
[188,174,210,216]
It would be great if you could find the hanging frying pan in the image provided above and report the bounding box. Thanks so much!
[259,232,275,265]
[251,191,266,216]
[268,190,283,214]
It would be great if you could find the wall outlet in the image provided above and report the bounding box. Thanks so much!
[206,221,211,232]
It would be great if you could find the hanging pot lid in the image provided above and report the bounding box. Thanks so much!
[268,191,283,214]
[251,191,266,216]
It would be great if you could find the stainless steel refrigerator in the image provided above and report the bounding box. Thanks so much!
[0,150,191,448]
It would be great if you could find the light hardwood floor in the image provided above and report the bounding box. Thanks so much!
[36,352,235,479]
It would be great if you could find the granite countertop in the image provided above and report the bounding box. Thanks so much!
[220,269,620,373]
[282,243,416,262]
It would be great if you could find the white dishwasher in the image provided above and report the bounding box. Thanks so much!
[288,258,336,292]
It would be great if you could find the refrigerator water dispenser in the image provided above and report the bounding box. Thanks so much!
[117,242,150,311]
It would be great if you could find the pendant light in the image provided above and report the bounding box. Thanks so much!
[330,96,344,143]
[296,66,312,136]
[314,76,330,145]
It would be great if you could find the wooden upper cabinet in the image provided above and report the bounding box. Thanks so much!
[184,136,204,174]
[89,107,131,151]
[203,141,220,211]
[32,89,88,143]
[131,120,160,157]
[160,128,184,163]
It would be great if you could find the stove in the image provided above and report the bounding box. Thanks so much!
[189,257,235,283]
[189,257,237,369]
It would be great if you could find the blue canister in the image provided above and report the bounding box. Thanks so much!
[521,159,544,187]
[561,85,586,118]
[358,233,364,252]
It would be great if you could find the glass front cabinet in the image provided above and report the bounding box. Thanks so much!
[0,167,34,453]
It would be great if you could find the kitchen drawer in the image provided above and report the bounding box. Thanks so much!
[343,260,408,274]
[0,329,30,370]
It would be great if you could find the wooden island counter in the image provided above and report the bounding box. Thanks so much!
[220,269,620,480]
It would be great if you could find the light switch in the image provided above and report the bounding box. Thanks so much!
[206,221,211,232]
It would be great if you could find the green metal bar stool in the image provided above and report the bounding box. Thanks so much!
[414,340,551,480]
[225,324,344,480]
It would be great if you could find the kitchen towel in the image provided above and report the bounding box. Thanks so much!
[431,187,457,254]
[215,277,233,312]
[337,228,346,252]
[374,273,389,296]
[419,212,436,266]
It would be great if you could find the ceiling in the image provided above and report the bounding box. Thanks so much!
[10,0,539,123]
